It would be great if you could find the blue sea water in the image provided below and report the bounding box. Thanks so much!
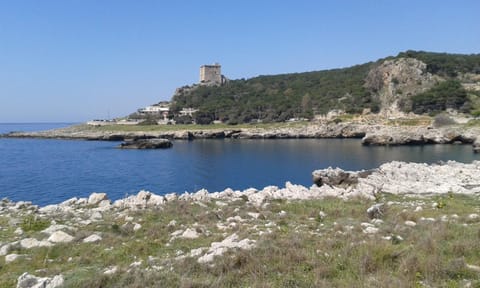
[1,123,479,206]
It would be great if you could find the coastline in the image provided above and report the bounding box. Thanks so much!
[2,121,480,151]
[2,160,480,286]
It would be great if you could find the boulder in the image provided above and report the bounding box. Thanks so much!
[48,231,74,243]
[197,233,256,264]
[17,273,64,288]
[118,138,172,149]
[367,203,385,219]
[83,234,102,243]
[88,192,108,205]
[20,238,53,249]
[312,167,372,187]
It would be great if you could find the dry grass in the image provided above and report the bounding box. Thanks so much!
[1,194,480,287]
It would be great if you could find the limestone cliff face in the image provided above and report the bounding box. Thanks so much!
[365,58,441,113]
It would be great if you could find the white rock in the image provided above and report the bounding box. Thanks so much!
[14,228,23,235]
[215,201,228,207]
[16,272,64,288]
[83,234,102,243]
[48,231,74,243]
[129,260,142,268]
[414,206,423,212]
[318,211,327,219]
[42,224,71,235]
[38,205,63,214]
[197,233,256,263]
[190,248,205,257]
[133,223,142,231]
[170,230,183,237]
[420,217,436,222]
[125,216,134,222]
[88,192,108,205]
[20,238,52,249]
[5,253,26,263]
[468,213,479,220]
[247,212,260,219]
[98,200,111,208]
[103,266,118,275]
[367,203,384,219]
[371,219,384,225]
[167,220,177,227]
[0,243,12,256]
[181,228,200,239]
[363,226,379,234]
[90,211,103,221]
[404,221,417,227]
[361,222,374,228]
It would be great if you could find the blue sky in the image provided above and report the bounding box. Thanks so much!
[0,0,479,122]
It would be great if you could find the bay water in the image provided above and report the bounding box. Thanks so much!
[1,123,479,206]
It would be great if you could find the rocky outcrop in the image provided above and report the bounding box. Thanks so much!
[4,122,479,151]
[474,136,480,153]
[312,161,480,197]
[312,167,373,187]
[118,138,173,149]
[17,273,63,288]
[361,126,479,146]
[365,57,440,113]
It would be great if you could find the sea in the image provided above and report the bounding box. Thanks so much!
[1,123,479,206]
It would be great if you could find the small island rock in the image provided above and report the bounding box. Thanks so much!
[118,138,173,149]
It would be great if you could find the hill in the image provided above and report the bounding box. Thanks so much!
[168,51,480,124]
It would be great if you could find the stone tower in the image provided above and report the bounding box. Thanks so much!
[199,63,222,86]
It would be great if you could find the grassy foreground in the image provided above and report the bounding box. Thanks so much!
[1,193,480,287]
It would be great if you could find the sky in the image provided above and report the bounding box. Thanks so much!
[0,0,479,122]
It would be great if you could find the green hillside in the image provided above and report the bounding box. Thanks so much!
[170,51,480,124]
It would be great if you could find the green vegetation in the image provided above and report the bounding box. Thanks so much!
[399,50,480,77]
[411,80,469,114]
[1,194,480,287]
[169,51,480,123]
[171,62,378,124]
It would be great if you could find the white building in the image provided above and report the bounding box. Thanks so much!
[179,108,198,117]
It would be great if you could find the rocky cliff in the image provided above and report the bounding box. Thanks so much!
[364,57,441,113]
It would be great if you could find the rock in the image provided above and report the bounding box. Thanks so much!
[0,243,12,255]
[363,226,379,234]
[113,190,165,209]
[48,231,74,243]
[90,211,103,221]
[133,223,142,231]
[88,192,108,205]
[16,273,64,288]
[20,238,53,249]
[41,224,72,235]
[5,253,26,263]
[83,234,102,243]
[367,203,385,219]
[197,233,256,263]
[103,266,118,275]
[468,213,479,220]
[181,228,200,239]
[118,138,172,149]
[312,167,371,187]
[474,136,480,153]
[404,221,417,227]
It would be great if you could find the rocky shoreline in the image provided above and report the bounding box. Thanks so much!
[2,160,480,287]
[2,123,480,151]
